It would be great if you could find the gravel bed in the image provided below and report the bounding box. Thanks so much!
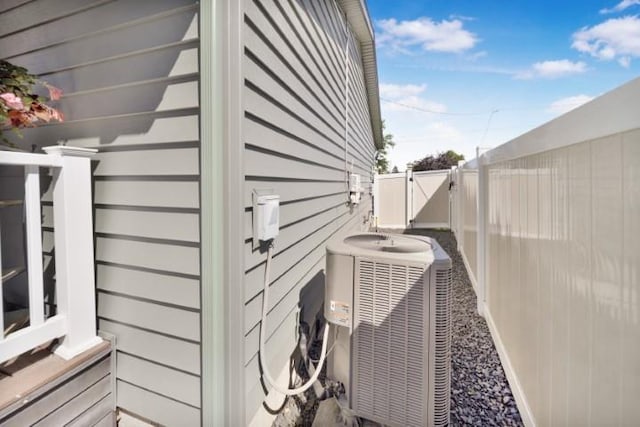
[273,229,523,426]
[404,229,523,427]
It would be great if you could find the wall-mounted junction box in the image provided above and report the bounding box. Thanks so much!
[252,190,280,246]
[349,173,362,205]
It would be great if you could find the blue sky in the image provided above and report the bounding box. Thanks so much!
[368,0,640,169]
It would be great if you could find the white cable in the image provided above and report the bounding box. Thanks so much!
[259,243,331,396]
[344,25,351,193]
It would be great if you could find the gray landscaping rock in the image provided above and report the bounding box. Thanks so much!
[404,229,523,427]
[311,397,358,427]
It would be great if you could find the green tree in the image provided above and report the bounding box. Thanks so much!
[411,150,464,172]
[375,120,395,174]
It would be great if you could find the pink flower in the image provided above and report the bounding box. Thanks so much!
[0,92,25,110]
[44,83,63,101]
[50,108,64,122]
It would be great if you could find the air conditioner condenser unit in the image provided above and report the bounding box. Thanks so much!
[325,232,452,427]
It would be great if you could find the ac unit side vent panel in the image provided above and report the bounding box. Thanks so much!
[433,266,452,426]
[353,259,428,427]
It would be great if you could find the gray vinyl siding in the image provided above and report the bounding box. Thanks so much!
[242,0,376,422]
[0,1,201,425]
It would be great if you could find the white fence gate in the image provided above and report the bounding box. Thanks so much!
[374,169,452,229]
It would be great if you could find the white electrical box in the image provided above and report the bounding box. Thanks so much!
[349,173,361,192]
[349,173,362,204]
[254,194,279,242]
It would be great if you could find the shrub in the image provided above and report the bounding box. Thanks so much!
[1,60,63,145]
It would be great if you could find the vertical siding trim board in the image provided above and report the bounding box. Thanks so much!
[199,0,232,424]
[200,0,246,424]
[227,0,247,422]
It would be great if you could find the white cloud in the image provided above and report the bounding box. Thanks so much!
[515,59,587,79]
[423,121,464,143]
[387,62,515,75]
[600,0,640,14]
[379,83,427,99]
[547,95,595,115]
[382,96,448,114]
[449,14,476,22]
[619,56,632,67]
[466,51,488,61]
[379,83,464,168]
[379,83,447,114]
[572,16,640,63]
[376,17,478,53]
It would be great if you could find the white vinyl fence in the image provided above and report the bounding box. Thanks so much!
[449,77,640,426]
[451,162,479,291]
[374,169,451,229]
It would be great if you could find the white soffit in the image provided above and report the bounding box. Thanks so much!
[338,0,384,150]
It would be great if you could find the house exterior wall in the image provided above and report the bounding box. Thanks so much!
[239,0,377,423]
[1,1,202,424]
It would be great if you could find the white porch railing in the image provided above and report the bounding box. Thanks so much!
[0,146,102,363]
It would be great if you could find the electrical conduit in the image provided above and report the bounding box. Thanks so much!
[259,243,330,395]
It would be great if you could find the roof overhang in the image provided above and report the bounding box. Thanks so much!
[338,0,384,150]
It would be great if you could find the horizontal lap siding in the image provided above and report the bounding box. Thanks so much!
[0,1,201,424]
[242,0,376,423]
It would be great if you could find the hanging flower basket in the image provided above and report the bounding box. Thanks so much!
[0,60,64,146]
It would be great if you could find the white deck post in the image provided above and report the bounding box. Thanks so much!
[24,165,45,328]
[43,146,102,359]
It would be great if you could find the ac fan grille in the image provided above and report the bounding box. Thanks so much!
[353,259,427,426]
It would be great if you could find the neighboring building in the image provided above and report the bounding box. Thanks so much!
[0,0,382,425]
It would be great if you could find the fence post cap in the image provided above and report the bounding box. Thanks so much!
[43,146,98,158]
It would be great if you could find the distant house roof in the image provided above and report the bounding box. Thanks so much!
[338,0,384,150]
